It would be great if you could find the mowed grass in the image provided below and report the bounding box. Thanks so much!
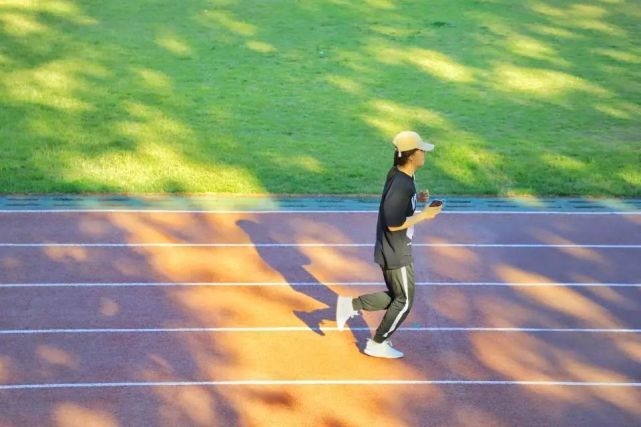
[1,0,640,196]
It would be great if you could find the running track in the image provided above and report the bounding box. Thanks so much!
[1,207,640,426]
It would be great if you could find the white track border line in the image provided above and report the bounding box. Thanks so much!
[1,380,640,390]
[0,209,640,215]
[1,326,639,335]
[2,281,640,288]
[1,243,640,248]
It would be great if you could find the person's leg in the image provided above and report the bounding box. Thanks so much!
[352,266,394,312]
[337,267,393,331]
[372,263,415,343]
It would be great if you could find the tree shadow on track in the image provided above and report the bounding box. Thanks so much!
[2,207,641,426]
[237,218,372,351]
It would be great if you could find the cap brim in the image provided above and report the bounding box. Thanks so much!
[419,140,435,152]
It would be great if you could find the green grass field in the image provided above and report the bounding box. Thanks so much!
[1,0,640,196]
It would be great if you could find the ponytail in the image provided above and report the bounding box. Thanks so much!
[386,148,418,180]
[393,148,418,167]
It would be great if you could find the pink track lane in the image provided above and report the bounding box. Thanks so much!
[1,211,640,245]
[1,285,640,331]
[0,245,639,285]
[2,383,639,427]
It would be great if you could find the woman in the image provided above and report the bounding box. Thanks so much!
[336,130,442,358]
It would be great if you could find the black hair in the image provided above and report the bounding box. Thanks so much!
[386,148,418,180]
[393,148,418,167]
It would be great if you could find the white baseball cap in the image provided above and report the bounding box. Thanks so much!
[392,131,435,155]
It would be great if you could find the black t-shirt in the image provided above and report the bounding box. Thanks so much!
[373,167,417,269]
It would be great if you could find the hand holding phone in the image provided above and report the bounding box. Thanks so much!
[420,199,444,220]
[423,200,445,219]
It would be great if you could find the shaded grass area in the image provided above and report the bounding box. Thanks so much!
[1,0,640,196]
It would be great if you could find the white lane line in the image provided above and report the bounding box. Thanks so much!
[1,281,640,288]
[1,243,640,248]
[0,210,640,215]
[1,327,639,335]
[1,380,640,390]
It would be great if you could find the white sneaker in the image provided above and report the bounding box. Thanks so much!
[364,339,404,359]
[336,296,359,331]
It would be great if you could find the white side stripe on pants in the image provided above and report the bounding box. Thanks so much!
[383,266,410,338]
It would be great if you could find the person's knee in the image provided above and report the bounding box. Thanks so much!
[391,295,408,308]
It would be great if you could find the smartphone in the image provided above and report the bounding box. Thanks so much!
[429,199,444,208]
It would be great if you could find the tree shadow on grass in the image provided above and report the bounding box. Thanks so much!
[1,0,640,196]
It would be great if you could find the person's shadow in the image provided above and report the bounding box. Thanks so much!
[237,219,371,351]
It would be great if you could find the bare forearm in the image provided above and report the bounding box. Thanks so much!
[387,212,427,232]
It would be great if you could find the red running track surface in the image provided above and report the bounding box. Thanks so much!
[0,211,640,427]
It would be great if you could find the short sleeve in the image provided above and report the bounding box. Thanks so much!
[383,178,412,228]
